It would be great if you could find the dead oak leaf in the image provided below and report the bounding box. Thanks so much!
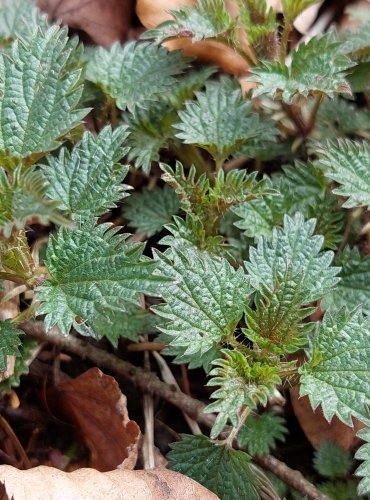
[47,367,140,471]
[37,0,133,46]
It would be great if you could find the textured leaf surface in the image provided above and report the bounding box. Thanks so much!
[0,166,67,237]
[0,320,23,371]
[299,308,370,425]
[355,427,370,495]
[86,42,188,112]
[38,223,159,335]
[0,24,87,165]
[282,0,322,22]
[317,139,370,209]
[245,213,339,303]
[168,434,259,500]
[143,0,236,44]
[44,126,129,220]
[206,350,281,437]
[313,441,353,478]
[0,0,45,43]
[152,247,252,362]
[174,78,261,163]
[0,338,38,393]
[250,35,352,102]
[322,248,370,315]
[122,186,180,237]
[238,413,288,456]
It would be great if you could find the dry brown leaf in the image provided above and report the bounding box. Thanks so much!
[0,465,219,500]
[136,0,250,75]
[37,0,133,46]
[47,367,140,471]
[290,385,365,450]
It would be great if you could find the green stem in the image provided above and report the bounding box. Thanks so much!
[215,158,224,173]
[169,143,213,177]
[279,21,292,64]
[224,406,251,448]
[306,94,324,134]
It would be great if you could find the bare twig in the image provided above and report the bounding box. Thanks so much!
[21,320,327,500]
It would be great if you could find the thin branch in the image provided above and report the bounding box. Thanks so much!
[21,320,327,500]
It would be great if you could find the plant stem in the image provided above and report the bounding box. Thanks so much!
[22,320,328,500]
[306,94,324,134]
[224,406,251,448]
[279,21,292,64]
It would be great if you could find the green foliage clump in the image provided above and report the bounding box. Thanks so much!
[1,1,370,497]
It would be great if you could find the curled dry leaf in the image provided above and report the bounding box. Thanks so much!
[136,0,250,76]
[37,0,133,46]
[47,367,140,471]
[290,385,365,450]
[0,466,219,500]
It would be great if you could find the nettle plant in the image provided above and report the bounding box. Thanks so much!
[2,0,370,497]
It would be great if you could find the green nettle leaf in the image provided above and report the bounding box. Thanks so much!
[340,22,370,62]
[299,308,370,426]
[37,222,159,335]
[143,0,236,44]
[237,412,288,456]
[0,24,87,167]
[317,139,370,209]
[313,441,353,479]
[0,0,46,43]
[124,101,176,173]
[152,247,252,363]
[249,35,353,102]
[245,213,340,303]
[122,185,180,237]
[0,320,23,370]
[232,177,285,239]
[168,435,259,500]
[205,349,281,437]
[174,78,262,164]
[86,41,189,112]
[322,248,370,316]
[244,279,316,354]
[0,166,68,237]
[0,338,38,393]
[44,126,130,220]
[282,0,322,22]
[355,427,370,495]
[87,303,160,346]
[316,97,370,139]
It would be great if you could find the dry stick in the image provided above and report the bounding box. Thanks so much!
[21,321,327,500]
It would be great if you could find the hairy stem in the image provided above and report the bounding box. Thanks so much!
[306,94,324,134]
[22,320,327,500]
[279,21,292,64]
[224,406,251,447]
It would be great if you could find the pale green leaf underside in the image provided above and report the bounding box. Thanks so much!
[44,126,130,220]
[322,247,370,315]
[0,319,23,370]
[174,77,261,163]
[86,41,189,112]
[152,247,252,360]
[299,308,370,426]
[317,139,370,209]
[245,213,339,303]
[355,427,370,495]
[0,24,87,164]
[249,35,352,102]
[168,434,259,500]
[37,223,159,335]
[0,0,47,43]
[122,185,180,237]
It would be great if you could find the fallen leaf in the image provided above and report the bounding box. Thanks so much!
[0,466,219,500]
[37,0,133,46]
[47,367,140,471]
[290,385,365,450]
